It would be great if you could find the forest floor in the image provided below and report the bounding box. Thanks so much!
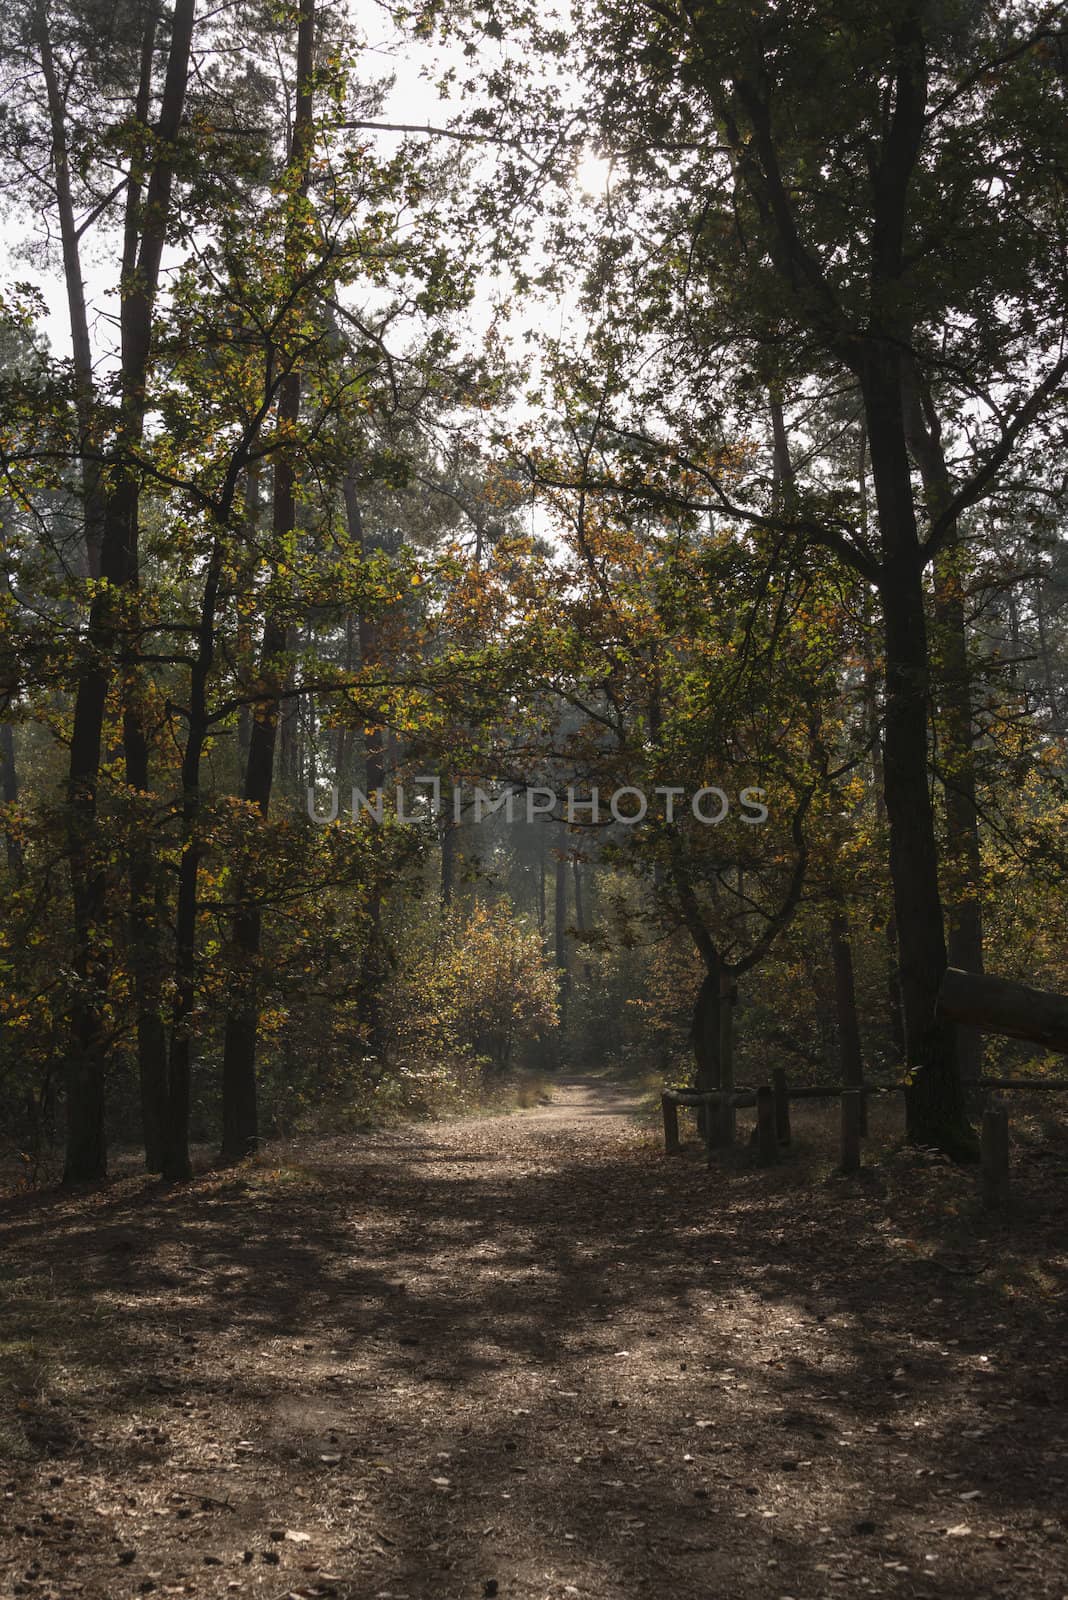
[1,1078,1067,1600]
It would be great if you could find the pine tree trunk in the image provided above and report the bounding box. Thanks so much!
[60,0,196,1184]
[34,0,116,579]
[163,534,227,1181]
[340,474,391,1053]
[220,0,315,1162]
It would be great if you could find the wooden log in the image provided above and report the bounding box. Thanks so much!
[756,1086,777,1165]
[771,1067,791,1146]
[840,1090,862,1174]
[981,1106,1010,1209]
[938,967,1068,1055]
[662,1093,681,1154]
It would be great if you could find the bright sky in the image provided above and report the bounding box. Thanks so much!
[3,0,603,418]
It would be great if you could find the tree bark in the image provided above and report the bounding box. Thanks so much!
[220,0,315,1162]
[724,18,972,1153]
[342,473,390,1055]
[441,812,458,906]
[862,348,970,1154]
[33,0,111,579]
[864,589,907,1065]
[164,538,225,1180]
[829,905,863,1088]
[537,824,546,932]
[902,365,985,1085]
[689,959,722,1141]
[938,967,1068,1055]
[1034,573,1062,733]
[333,611,354,790]
[554,835,570,1035]
[829,902,866,1132]
[716,967,737,1145]
[1,722,24,876]
[61,0,196,1184]
[690,965,721,1092]
[572,858,592,983]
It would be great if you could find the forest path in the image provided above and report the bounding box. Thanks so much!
[449,1072,646,1129]
[1,1081,1066,1600]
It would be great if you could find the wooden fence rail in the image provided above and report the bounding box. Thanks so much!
[660,966,1068,1205]
[662,1050,1067,1201]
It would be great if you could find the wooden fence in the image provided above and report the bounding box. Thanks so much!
[662,1070,1064,1207]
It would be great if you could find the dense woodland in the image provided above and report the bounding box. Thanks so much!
[0,0,1066,1184]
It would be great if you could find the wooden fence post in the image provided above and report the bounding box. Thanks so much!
[771,1067,791,1147]
[840,1090,862,1174]
[662,1093,681,1155]
[756,1086,777,1165]
[981,1105,1009,1208]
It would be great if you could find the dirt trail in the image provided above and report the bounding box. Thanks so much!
[1,1079,1066,1600]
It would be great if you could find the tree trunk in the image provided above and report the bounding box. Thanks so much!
[537,824,546,932]
[932,538,984,1085]
[829,905,863,1088]
[689,959,721,1140]
[902,366,985,1086]
[862,350,971,1155]
[829,903,866,1133]
[691,966,721,1090]
[859,432,907,1066]
[716,967,737,1144]
[572,858,592,983]
[1,722,23,876]
[132,891,167,1171]
[219,599,288,1162]
[278,622,301,796]
[342,473,390,1054]
[237,465,261,773]
[39,0,162,1167]
[441,812,457,907]
[554,837,570,1037]
[333,612,354,790]
[938,966,1068,1054]
[220,0,315,1162]
[61,0,196,1184]
[1034,573,1062,733]
[164,539,224,1181]
[866,628,907,1065]
[34,0,114,579]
